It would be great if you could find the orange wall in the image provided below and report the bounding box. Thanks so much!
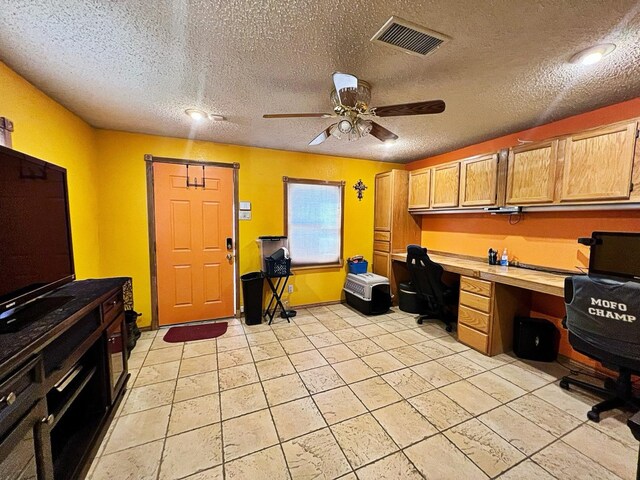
[408,98,640,366]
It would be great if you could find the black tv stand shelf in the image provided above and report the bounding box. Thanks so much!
[0,278,130,480]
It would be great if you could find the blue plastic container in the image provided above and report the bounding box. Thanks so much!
[348,260,368,274]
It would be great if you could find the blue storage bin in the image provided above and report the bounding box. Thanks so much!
[348,260,368,274]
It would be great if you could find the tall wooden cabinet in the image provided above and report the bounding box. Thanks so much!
[373,170,421,296]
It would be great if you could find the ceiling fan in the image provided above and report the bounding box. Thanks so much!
[263,72,445,146]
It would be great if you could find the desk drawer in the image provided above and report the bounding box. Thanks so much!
[458,324,489,354]
[461,276,492,297]
[460,291,492,314]
[374,231,391,242]
[458,305,490,333]
[373,240,390,253]
[0,356,42,437]
[103,290,124,324]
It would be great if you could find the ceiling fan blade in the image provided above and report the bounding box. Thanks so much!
[370,122,399,142]
[309,123,337,146]
[374,100,445,117]
[332,72,359,106]
[263,113,333,119]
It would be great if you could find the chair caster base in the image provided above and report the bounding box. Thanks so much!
[445,325,453,332]
[559,379,570,390]
[417,318,423,325]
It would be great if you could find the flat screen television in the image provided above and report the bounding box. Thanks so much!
[0,144,75,316]
[589,231,640,281]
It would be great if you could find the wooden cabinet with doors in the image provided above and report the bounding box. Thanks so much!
[408,168,431,210]
[373,170,421,298]
[560,121,637,202]
[506,140,558,205]
[459,153,498,207]
[431,162,460,208]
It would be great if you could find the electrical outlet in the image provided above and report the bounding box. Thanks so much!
[288,285,294,293]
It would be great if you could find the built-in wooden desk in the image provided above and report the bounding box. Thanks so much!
[390,252,566,297]
[391,252,571,356]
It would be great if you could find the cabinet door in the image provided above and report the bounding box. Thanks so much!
[372,250,390,278]
[506,140,557,204]
[459,154,498,207]
[0,399,53,480]
[374,172,392,231]
[431,162,460,208]
[560,122,637,202]
[408,168,431,210]
[106,313,127,403]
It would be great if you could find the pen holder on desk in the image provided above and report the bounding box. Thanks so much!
[265,257,291,277]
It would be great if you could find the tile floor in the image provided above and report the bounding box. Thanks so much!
[86,304,638,480]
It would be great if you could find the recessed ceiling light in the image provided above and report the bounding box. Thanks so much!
[185,108,208,121]
[569,43,616,66]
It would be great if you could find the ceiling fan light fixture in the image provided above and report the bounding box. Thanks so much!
[356,119,373,136]
[569,43,616,66]
[338,119,353,134]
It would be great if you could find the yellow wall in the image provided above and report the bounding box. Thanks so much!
[0,62,100,278]
[95,130,396,327]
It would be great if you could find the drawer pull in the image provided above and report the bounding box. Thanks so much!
[1,392,16,405]
[42,414,55,426]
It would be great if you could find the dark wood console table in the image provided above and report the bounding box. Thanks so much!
[0,278,130,480]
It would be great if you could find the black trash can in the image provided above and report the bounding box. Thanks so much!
[241,272,264,325]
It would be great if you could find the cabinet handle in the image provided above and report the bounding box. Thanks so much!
[1,392,16,405]
[42,414,54,425]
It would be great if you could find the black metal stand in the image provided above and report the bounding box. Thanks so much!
[263,273,292,325]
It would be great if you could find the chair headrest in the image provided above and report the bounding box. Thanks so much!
[407,245,428,257]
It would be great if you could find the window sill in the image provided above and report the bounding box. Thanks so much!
[291,261,344,273]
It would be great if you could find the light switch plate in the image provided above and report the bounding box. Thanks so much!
[239,210,251,220]
[239,201,251,211]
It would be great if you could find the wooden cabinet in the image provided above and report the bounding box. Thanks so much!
[374,172,392,231]
[408,168,431,210]
[373,170,420,299]
[105,313,127,403]
[431,162,460,208]
[459,154,498,207]
[0,398,53,480]
[506,140,558,205]
[560,121,637,202]
[0,279,130,480]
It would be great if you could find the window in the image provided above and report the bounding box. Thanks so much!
[284,177,345,267]
[0,117,13,148]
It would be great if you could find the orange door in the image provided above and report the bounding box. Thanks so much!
[153,162,235,325]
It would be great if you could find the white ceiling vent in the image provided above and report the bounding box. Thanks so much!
[371,16,450,57]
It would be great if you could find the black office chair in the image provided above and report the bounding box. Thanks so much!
[560,275,640,422]
[406,245,458,332]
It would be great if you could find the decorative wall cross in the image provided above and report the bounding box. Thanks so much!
[353,179,367,201]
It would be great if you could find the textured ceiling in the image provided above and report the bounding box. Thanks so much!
[1,1,640,163]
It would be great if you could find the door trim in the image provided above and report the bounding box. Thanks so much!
[145,154,241,330]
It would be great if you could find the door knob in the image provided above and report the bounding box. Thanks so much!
[226,253,234,261]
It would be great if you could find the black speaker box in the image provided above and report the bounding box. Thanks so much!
[513,317,559,362]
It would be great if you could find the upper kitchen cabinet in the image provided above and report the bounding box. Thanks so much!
[459,153,499,207]
[431,162,460,208]
[560,121,638,202]
[506,140,558,205]
[408,168,431,210]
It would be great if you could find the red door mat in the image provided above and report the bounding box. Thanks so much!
[163,322,228,343]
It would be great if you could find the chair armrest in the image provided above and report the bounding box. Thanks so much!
[628,411,640,442]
